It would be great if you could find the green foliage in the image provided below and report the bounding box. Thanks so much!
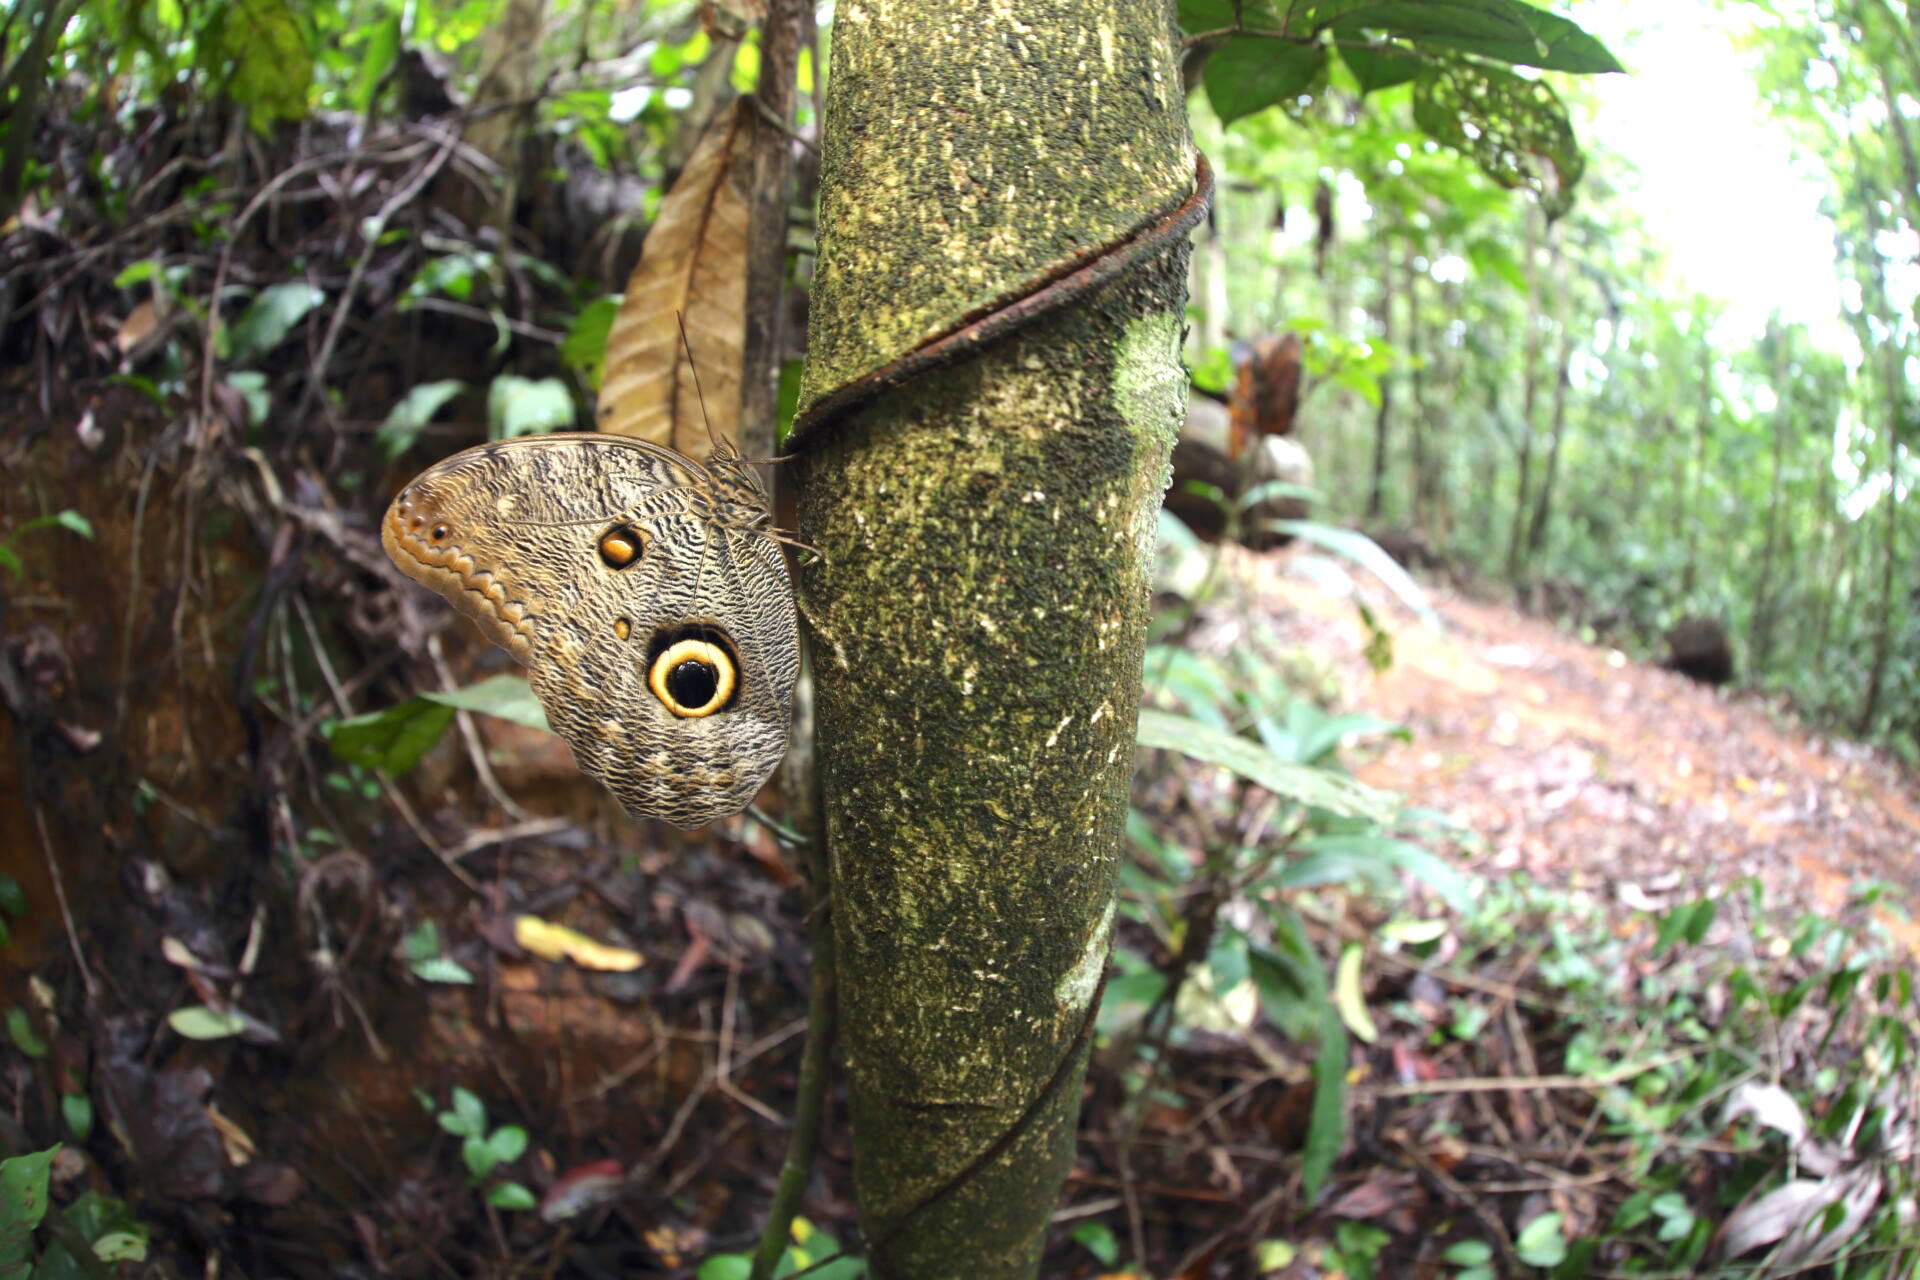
[1122,537,1476,1207]
[1433,877,1919,1274]
[404,920,475,984]
[0,1148,55,1274]
[215,0,316,129]
[426,1088,535,1210]
[1411,56,1583,218]
[1182,0,1617,211]
[1,1149,150,1278]
[699,1218,866,1279]
[0,511,95,579]
[325,673,549,773]
[378,380,467,460]
[487,375,577,439]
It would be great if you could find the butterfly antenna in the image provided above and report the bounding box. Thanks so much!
[675,311,724,455]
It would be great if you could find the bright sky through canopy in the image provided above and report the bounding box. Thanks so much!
[1579,6,1849,349]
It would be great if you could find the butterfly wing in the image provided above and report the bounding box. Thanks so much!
[383,433,797,828]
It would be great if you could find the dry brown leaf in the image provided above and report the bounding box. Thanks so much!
[116,300,160,355]
[598,97,752,456]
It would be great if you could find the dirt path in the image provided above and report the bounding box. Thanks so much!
[1260,553,1920,952]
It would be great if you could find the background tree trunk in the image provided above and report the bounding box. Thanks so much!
[791,2,1194,1275]
[1505,206,1545,581]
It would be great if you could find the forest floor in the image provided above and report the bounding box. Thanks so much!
[1262,551,1920,954]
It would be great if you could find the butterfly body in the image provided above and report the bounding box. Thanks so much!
[383,433,798,829]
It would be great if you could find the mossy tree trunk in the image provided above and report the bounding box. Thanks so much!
[789,2,1195,1275]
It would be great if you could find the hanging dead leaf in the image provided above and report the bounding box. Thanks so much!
[598,97,752,456]
[1229,332,1303,456]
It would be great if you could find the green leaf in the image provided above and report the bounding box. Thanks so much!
[5,1008,45,1058]
[1301,1001,1347,1199]
[404,920,442,962]
[488,375,576,439]
[462,1134,496,1180]
[1204,36,1327,126]
[1411,56,1584,219]
[1338,39,1421,93]
[420,674,551,732]
[0,874,26,918]
[1443,1240,1493,1265]
[1070,1222,1118,1266]
[1332,943,1377,1043]
[168,1006,248,1039]
[228,282,325,363]
[1683,898,1716,945]
[377,380,465,460]
[562,297,619,389]
[453,1087,487,1135]
[1309,0,1620,72]
[0,546,19,578]
[0,1146,56,1276]
[488,1180,537,1210]
[1514,1211,1566,1267]
[218,0,315,128]
[1283,834,1475,914]
[225,371,271,429]
[697,1257,753,1280]
[62,1093,93,1142]
[323,698,458,774]
[1249,908,1329,1042]
[1177,0,1283,33]
[1136,708,1398,823]
[488,1125,528,1165]
[52,510,93,540]
[411,956,475,984]
[350,12,402,114]
[114,259,162,289]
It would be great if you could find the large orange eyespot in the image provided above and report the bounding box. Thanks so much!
[647,634,737,718]
[599,524,646,569]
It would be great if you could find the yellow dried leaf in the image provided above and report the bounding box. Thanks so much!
[1333,943,1378,1044]
[598,97,753,455]
[206,1103,257,1165]
[513,916,643,972]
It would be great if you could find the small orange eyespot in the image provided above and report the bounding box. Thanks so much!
[614,618,631,640]
[409,515,424,528]
[598,524,645,569]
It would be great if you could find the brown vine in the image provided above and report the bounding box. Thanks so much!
[784,151,1215,450]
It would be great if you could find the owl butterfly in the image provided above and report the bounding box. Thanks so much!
[382,432,799,829]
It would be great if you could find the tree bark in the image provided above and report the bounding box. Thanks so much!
[1750,324,1791,675]
[1525,267,1574,559]
[740,0,804,464]
[1366,229,1396,521]
[1504,203,1544,581]
[790,3,1194,1276]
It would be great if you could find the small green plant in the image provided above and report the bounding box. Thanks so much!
[1,1145,150,1274]
[696,1215,865,1279]
[0,511,94,577]
[424,1087,535,1210]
